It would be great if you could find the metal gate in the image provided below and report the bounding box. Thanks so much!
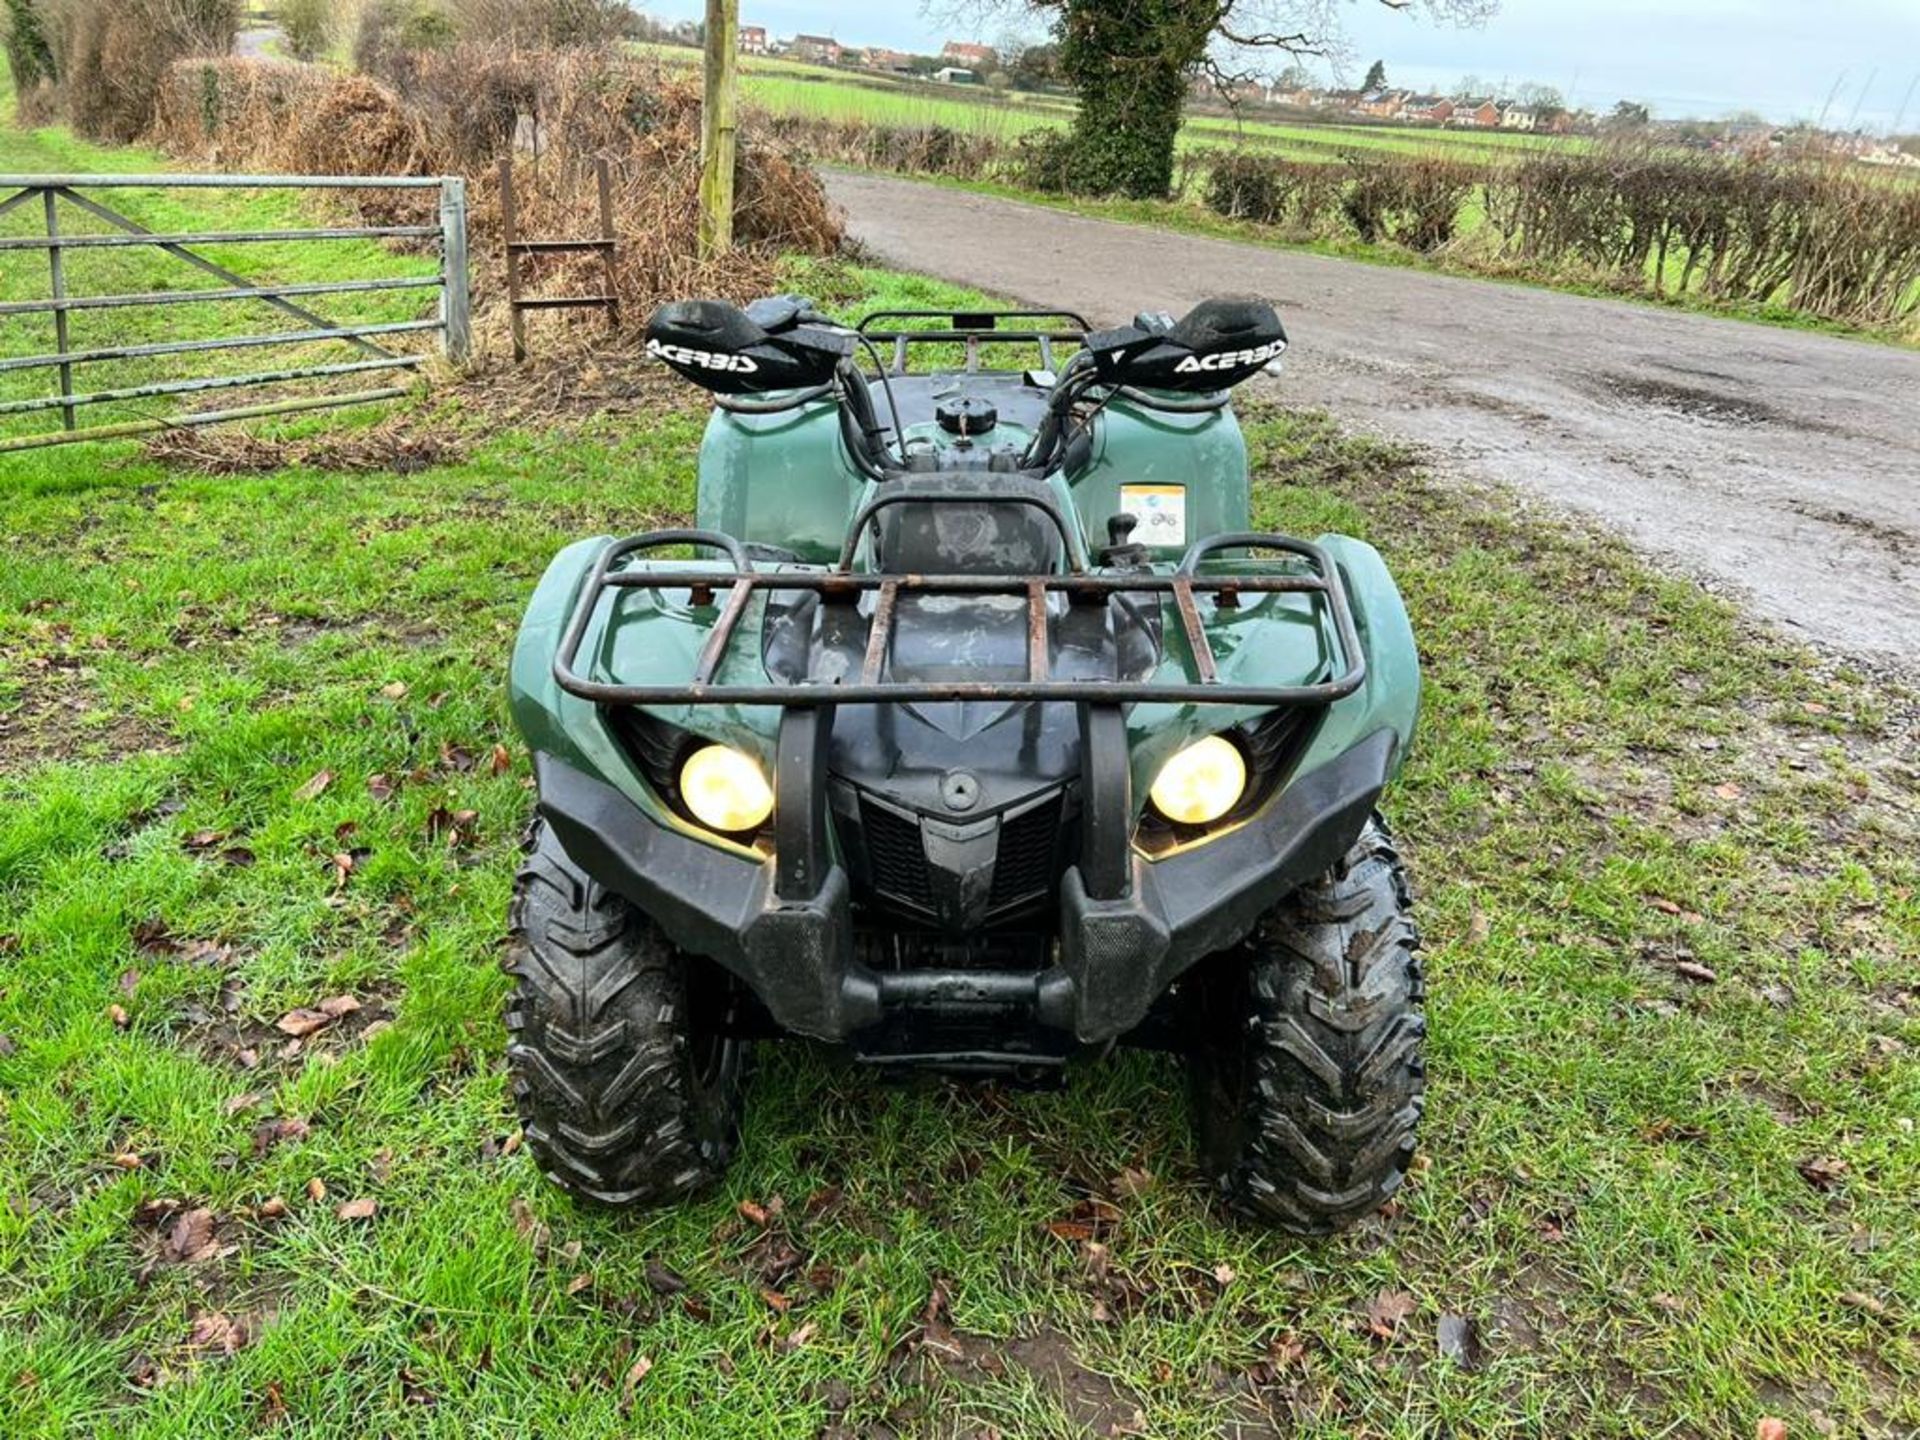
[0,172,470,453]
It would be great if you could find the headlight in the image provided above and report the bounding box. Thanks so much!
[679,745,774,833]
[1148,735,1247,826]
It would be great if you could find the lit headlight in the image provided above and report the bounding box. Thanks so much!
[1148,735,1247,826]
[679,745,774,834]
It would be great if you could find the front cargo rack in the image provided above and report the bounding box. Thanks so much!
[551,520,1367,710]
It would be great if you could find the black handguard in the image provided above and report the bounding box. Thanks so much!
[1085,297,1288,394]
[645,298,853,396]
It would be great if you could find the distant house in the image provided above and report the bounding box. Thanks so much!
[1358,88,1410,119]
[941,41,996,69]
[1451,97,1501,128]
[863,47,917,73]
[1402,94,1454,125]
[739,25,767,54]
[1273,84,1318,108]
[1499,103,1538,131]
[790,33,841,64]
[933,66,979,85]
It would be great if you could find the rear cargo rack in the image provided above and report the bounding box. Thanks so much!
[855,308,1090,375]
[552,528,1366,709]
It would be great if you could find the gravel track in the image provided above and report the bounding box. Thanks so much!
[826,170,1920,671]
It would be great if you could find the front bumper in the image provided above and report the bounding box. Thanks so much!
[534,726,1395,1046]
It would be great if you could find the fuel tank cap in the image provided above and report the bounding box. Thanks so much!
[935,395,998,437]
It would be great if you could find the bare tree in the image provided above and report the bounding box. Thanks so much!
[934,0,1498,197]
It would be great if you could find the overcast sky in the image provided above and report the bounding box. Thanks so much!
[638,0,1920,131]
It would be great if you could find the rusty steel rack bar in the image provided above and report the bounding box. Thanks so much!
[499,157,620,362]
[0,173,471,454]
[552,528,1367,708]
[856,308,1092,375]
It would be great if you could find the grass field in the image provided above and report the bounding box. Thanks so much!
[638,42,1568,166]
[3,110,1919,1438]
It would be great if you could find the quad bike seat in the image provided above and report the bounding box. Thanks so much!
[645,296,853,396]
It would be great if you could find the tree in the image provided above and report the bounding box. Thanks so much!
[279,0,334,60]
[959,0,1497,200]
[1511,81,1562,110]
[1607,99,1651,129]
[1453,72,1487,99]
[2,0,58,90]
[1362,58,1386,91]
[1006,40,1060,89]
[1274,61,1313,93]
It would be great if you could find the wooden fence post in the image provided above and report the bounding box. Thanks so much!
[698,0,739,260]
[438,175,471,365]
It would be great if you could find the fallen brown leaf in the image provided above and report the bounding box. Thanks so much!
[335,1197,378,1222]
[1365,1288,1416,1339]
[1798,1156,1848,1191]
[132,917,177,954]
[306,1176,328,1202]
[1673,960,1719,984]
[293,769,334,802]
[224,1091,264,1116]
[621,1354,653,1405]
[187,1311,245,1355]
[489,743,512,776]
[317,994,361,1019]
[1756,1420,1787,1440]
[567,1272,594,1295]
[259,1196,288,1219]
[367,773,395,803]
[108,1003,130,1028]
[760,1288,791,1313]
[737,1199,770,1227]
[645,1258,688,1295]
[380,681,409,700]
[275,1008,334,1038]
[112,1152,144,1170]
[166,1207,220,1263]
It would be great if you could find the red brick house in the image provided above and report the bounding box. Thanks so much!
[941,41,997,69]
[739,25,767,54]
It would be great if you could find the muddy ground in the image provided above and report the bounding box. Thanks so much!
[825,170,1920,674]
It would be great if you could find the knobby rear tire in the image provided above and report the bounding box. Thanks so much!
[504,821,746,1207]
[1190,817,1426,1233]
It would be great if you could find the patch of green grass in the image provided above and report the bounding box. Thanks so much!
[2,101,1916,1439]
[4,253,1916,1434]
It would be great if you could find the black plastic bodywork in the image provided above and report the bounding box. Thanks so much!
[534,727,1393,1052]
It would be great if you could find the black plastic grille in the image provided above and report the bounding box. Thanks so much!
[989,795,1063,911]
[860,800,934,910]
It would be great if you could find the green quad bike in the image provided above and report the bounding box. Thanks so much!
[506,295,1424,1232]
